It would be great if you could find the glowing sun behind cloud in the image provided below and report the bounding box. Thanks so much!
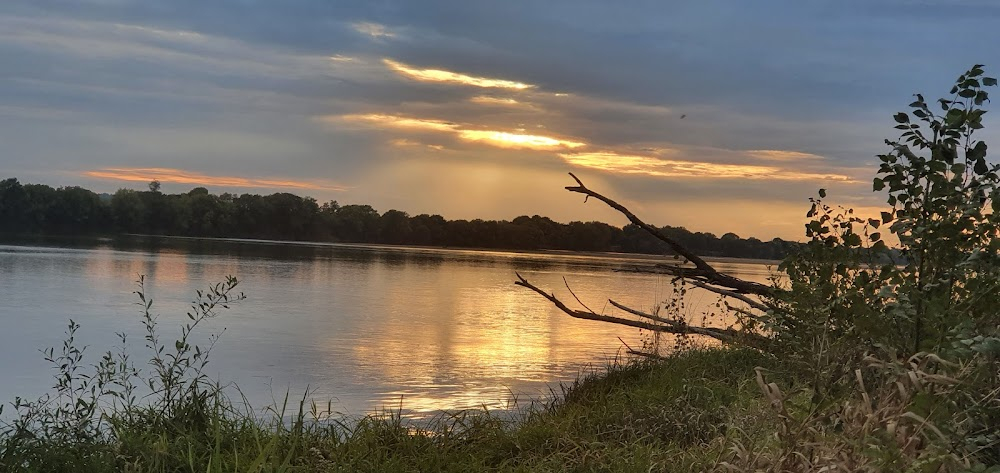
[457,130,585,149]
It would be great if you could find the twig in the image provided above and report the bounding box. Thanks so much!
[564,277,596,314]
[688,280,773,312]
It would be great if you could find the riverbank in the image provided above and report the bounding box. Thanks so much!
[0,347,773,472]
[3,341,993,471]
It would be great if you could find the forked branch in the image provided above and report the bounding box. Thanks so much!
[515,272,766,347]
[565,173,774,297]
[514,174,785,349]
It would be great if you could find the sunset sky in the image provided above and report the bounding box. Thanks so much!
[2,1,1000,240]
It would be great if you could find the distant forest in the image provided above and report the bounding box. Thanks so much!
[0,178,800,260]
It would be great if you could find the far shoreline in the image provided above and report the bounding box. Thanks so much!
[0,232,784,267]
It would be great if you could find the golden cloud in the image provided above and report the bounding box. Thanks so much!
[457,130,585,149]
[339,113,585,151]
[341,113,458,132]
[83,167,348,191]
[559,152,855,182]
[746,149,824,161]
[383,59,533,89]
[469,96,524,106]
[390,138,446,151]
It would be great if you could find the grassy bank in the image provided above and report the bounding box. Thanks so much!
[0,344,774,472]
[2,276,997,472]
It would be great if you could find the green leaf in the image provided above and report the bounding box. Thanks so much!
[843,233,862,247]
[984,77,998,87]
[868,218,880,229]
[881,211,893,223]
[893,112,909,123]
[975,157,989,175]
[870,232,881,242]
[818,188,827,198]
[873,178,885,191]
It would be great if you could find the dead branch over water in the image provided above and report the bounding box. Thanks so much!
[514,173,779,348]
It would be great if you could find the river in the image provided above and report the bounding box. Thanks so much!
[0,236,773,418]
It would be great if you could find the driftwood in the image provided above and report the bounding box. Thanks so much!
[514,173,780,349]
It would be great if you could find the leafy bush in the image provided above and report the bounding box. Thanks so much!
[739,65,1000,471]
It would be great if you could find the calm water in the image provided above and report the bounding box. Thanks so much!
[0,236,772,418]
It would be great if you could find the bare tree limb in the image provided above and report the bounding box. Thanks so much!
[725,303,761,321]
[687,280,773,312]
[515,272,761,345]
[564,277,596,314]
[606,299,769,348]
[565,173,774,297]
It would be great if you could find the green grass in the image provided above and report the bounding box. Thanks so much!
[5,277,998,472]
[0,345,774,473]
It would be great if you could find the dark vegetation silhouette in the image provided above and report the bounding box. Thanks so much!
[519,65,1000,470]
[0,178,797,259]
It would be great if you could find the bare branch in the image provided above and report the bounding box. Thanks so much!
[608,299,771,349]
[564,277,596,314]
[565,173,774,297]
[687,280,773,313]
[515,272,757,345]
[725,303,762,320]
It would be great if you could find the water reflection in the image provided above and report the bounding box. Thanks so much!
[0,237,774,418]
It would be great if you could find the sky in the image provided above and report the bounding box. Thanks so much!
[2,1,999,240]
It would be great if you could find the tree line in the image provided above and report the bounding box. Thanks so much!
[0,177,798,260]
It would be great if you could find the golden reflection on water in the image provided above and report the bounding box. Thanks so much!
[1,241,779,418]
[450,287,554,382]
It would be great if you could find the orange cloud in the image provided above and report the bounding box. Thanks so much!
[457,130,584,149]
[383,59,533,89]
[341,113,458,132]
[337,113,585,151]
[746,149,824,161]
[559,152,855,182]
[83,167,348,191]
[469,96,524,106]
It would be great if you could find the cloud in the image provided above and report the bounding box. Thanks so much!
[335,113,585,150]
[352,22,396,39]
[469,95,527,107]
[559,151,856,182]
[82,167,349,192]
[745,149,825,161]
[7,1,999,241]
[456,130,585,149]
[382,59,534,89]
